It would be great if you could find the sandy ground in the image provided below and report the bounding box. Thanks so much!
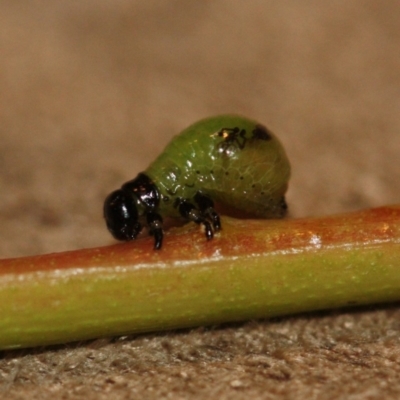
[0,1,399,399]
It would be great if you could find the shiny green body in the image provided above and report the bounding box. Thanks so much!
[146,115,291,218]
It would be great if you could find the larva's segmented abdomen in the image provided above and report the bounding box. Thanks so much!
[206,128,290,217]
[146,115,290,218]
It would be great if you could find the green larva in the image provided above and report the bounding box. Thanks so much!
[104,115,291,249]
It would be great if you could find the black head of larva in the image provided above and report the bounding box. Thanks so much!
[103,189,142,241]
[104,173,164,248]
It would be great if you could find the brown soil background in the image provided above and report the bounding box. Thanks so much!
[1,1,400,399]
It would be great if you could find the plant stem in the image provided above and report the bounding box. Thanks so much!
[0,205,399,350]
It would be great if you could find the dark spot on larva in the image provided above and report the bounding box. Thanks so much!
[225,172,229,176]
[210,170,214,174]
[240,176,244,180]
[252,184,256,188]
[261,191,265,195]
[280,197,288,210]
[196,170,200,174]
[252,125,272,141]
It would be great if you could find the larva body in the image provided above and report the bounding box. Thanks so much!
[104,115,291,249]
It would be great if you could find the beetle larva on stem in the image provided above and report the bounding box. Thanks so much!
[104,115,291,249]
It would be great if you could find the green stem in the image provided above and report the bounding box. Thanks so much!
[0,205,399,350]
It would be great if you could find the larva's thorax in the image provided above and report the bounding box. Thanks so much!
[145,115,290,219]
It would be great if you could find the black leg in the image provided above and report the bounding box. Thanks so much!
[147,211,164,250]
[194,192,221,231]
[178,201,213,240]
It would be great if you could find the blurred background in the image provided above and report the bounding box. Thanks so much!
[1,2,400,399]
[0,1,399,258]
